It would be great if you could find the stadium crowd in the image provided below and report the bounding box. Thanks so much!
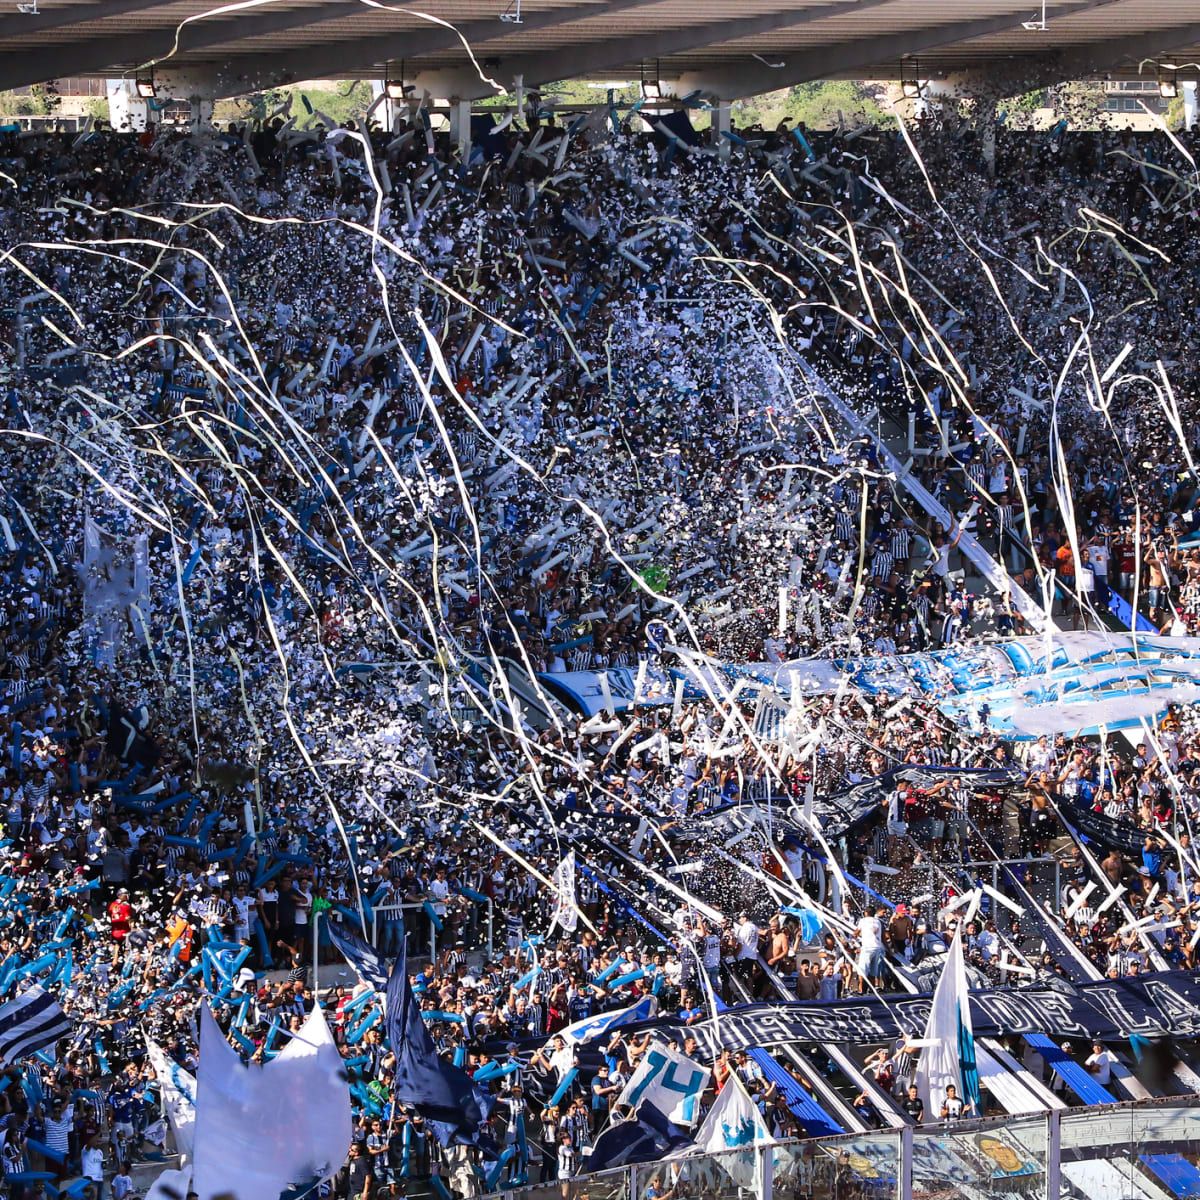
[0,90,1199,1197]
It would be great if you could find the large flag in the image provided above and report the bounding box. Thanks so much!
[145,1167,192,1200]
[549,851,579,933]
[191,1003,352,1200]
[692,1074,776,1193]
[145,1037,196,1161]
[914,931,982,1119]
[385,920,496,1155]
[272,1003,354,1181]
[0,986,71,1066]
[556,995,658,1051]
[327,920,391,993]
[587,1102,692,1172]
[616,1040,710,1126]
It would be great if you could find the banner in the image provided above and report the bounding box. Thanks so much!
[615,1040,709,1126]
[691,1075,775,1194]
[1062,803,1146,856]
[549,851,578,934]
[785,764,1026,838]
[646,970,1200,1055]
[557,995,659,1050]
[145,1037,196,1161]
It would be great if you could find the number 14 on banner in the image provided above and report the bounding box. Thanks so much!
[618,1042,711,1126]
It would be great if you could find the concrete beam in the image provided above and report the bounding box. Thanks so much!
[0,0,363,94]
[432,0,911,100]
[986,18,1200,92]
[671,0,1131,99]
[212,0,668,97]
[0,0,177,41]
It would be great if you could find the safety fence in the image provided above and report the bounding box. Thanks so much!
[485,1099,1200,1200]
[370,899,495,961]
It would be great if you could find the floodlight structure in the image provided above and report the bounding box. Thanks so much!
[641,59,662,100]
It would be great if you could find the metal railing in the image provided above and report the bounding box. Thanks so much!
[488,1098,1200,1200]
[369,898,494,961]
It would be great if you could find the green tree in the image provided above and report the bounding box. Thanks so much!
[782,80,886,130]
[1009,88,1048,113]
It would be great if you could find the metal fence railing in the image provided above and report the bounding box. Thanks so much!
[487,1098,1200,1200]
[369,899,494,962]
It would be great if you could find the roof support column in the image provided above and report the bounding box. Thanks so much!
[447,98,471,163]
[105,79,147,133]
[712,100,732,158]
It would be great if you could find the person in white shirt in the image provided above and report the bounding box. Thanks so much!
[939,1084,972,1121]
[80,1137,105,1187]
[1086,1041,1117,1087]
[110,1165,134,1200]
[1088,535,1110,604]
[856,907,887,993]
[734,914,759,978]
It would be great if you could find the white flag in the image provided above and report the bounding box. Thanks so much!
[192,1003,353,1200]
[616,1040,710,1126]
[692,1075,775,1193]
[145,1037,196,1162]
[272,1002,354,1182]
[549,850,578,933]
[914,931,981,1119]
[145,1167,192,1200]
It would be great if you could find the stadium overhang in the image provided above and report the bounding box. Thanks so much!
[0,0,1198,99]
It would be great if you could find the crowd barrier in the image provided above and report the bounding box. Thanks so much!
[369,899,495,962]
[486,1099,1200,1200]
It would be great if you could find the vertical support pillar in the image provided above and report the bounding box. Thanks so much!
[1184,81,1198,131]
[900,1123,913,1200]
[756,1143,773,1200]
[980,103,996,177]
[1046,1108,1061,1200]
[714,100,732,157]
[105,79,148,133]
[449,98,471,161]
[189,94,215,132]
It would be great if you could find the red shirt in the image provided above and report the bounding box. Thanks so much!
[108,900,132,940]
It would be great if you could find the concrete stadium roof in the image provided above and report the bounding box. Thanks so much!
[4,0,1200,101]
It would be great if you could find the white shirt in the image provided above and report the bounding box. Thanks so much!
[858,915,883,954]
[735,919,759,960]
[81,1145,104,1181]
[1086,1049,1116,1086]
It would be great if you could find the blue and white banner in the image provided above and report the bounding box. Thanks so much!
[146,1036,196,1161]
[557,995,659,1050]
[539,633,1200,740]
[615,1040,709,1126]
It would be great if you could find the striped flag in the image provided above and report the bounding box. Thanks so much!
[326,920,390,994]
[914,932,982,1118]
[0,986,71,1065]
[549,851,578,933]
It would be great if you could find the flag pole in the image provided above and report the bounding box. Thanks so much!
[313,909,321,1001]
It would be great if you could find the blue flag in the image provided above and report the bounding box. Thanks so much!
[588,1102,692,1172]
[326,921,390,995]
[385,924,497,1157]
